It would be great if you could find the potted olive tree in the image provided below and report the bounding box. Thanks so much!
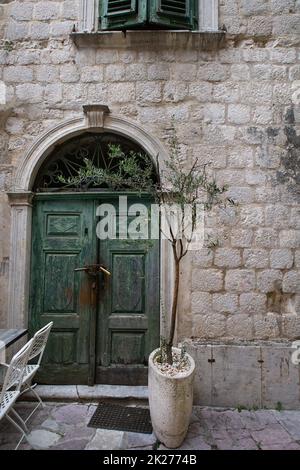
[58,123,233,448]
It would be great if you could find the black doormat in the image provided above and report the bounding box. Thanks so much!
[87,402,153,434]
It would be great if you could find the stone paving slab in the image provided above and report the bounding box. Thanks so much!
[22,385,148,403]
[1,403,300,450]
[77,385,148,401]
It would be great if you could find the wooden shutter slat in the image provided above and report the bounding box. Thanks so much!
[100,0,147,30]
[107,0,134,15]
[150,0,195,29]
[160,0,189,16]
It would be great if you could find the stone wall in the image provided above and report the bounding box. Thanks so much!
[0,1,299,340]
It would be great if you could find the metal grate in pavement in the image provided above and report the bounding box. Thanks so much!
[87,402,152,434]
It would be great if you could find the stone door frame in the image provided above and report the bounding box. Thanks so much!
[7,105,173,335]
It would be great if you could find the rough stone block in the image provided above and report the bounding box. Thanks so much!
[136,82,162,103]
[163,82,188,103]
[44,84,62,105]
[240,206,264,227]
[255,187,281,204]
[33,2,60,20]
[225,269,256,292]
[231,64,250,81]
[290,208,300,229]
[213,82,240,103]
[280,230,300,248]
[96,50,118,64]
[10,2,34,21]
[192,248,213,267]
[212,293,239,313]
[240,293,267,315]
[226,187,254,204]
[203,104,225,124]
[265,205,290,229]
[125,64,147,81]
[81,66,103,83]
[295,251,300,268]
[173,64,197,81]
[282,314,300,339]
[4,66,33,83]
[192,268,224,292]
[254,314,280,339]
[245,170,266,185]
[60,65,80,83]
[243,49,269,63]
[148,63,170,80]
[272,0,295,14]
[241,83,273,105]
[273,15,300,35]
[108,83,135,103]
[243,249,269,268]
[36,66,59,83]
[105,64,126,82]
[191,291,212,315]
[254,229,278,248]
[227,147,253,168]
[282,271,300,293]
[16,83,43,103]
[231,229,253,248]
[30,22,50,40]
[193,313,226,339]
[226,315,253,340]
[214,248,242,268]
[270,249,293,269]
[189,82,213,102]
[198,63,229,82]
[257,269,283,293]
[247,16,272,36]
[270,49,297,64]
[228,104,251,124]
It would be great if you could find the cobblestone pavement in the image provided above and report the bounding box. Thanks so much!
[1,403,300,450]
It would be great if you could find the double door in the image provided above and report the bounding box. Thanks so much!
[29,194,160,385]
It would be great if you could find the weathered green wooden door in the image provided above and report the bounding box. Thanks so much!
[30,196,97,384]
[96,196,160,385]
[30,194,160,385]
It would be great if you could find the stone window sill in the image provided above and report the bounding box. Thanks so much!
[70,30,225,50]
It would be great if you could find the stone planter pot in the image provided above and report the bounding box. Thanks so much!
[148,347,195,449]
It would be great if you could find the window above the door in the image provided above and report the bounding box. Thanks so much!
[100,0,196,31]
[78,0,218,33]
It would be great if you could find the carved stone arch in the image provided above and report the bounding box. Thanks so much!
[7,106,172,333]
[13,106,168,192]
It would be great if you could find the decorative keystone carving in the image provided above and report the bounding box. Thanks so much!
[83,104,110,128]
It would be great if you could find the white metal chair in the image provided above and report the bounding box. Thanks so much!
[19,322,53,419]
[0,339,33,449]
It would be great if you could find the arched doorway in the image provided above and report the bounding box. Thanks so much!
[8,107,172,386]
[30,131,160,386]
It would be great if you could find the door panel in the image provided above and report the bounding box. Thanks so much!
[96,197,160,385]
[30,195,160,385]
[30,198,97,384]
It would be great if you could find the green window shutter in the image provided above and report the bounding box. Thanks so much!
[149,0,196,30]
[100,0,147,30]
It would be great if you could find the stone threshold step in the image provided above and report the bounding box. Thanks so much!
[21,385,149,404]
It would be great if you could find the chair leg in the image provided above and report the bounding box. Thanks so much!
[25,381,44,409]
[10,407,29,432]
[5,413,29,450]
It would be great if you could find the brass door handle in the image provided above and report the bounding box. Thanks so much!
[74,264,111,276]
[99,266,111,276]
